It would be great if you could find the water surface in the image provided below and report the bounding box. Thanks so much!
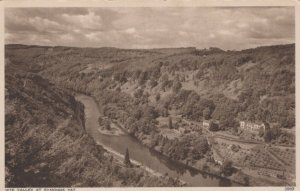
[76,94,236,187]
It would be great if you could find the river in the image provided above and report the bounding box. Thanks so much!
[76,94,236,187]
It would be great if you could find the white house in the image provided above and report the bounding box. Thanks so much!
[202,120,211,129]
[239,121,266,133]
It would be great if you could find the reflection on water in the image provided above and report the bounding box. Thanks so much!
[76,94,238,187]
[148,147,188,175]
[148,148,213,178]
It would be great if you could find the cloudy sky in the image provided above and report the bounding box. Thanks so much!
[5,7,294,50]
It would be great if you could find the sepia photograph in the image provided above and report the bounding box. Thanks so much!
[4,4,296,188]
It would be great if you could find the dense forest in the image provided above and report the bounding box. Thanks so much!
[5,43,295,186]
[5,49,181,187]
[6,44,295,130]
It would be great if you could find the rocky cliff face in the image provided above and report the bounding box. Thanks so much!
[5,70,89,186]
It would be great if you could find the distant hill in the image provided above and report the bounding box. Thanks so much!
[5,43,295,129]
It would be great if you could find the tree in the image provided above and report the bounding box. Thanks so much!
[270,125,281,138]
[264,129,272,142]
[192,137,209,160]
[168,116,173,129]
[221,160,234,176]
[258,127,264,137]
[138,71,148,85]
[155,93,160,101]
[203,108,211,120]
[149,79,158,89]
[161,74,170,91]
[134,89,143,98]
[172,80,182,93]
[243,176,250,186]
[218,117,227,130]
[98,116,103,126]
[133,108,143,120]
[209,122,219,131]
[104,120,111,130]
[124,148,131,167]
[142,105,159,121]
[262,124,282,143]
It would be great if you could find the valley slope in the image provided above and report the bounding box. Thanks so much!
[5,43,295,186]
[5,50,180,187]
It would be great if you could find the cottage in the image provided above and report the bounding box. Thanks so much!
[239,121,265,134]
[203,120,211,129]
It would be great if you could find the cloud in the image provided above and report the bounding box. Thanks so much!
[218,30,234,36]
[124,28,136,34]
[61,10,103,30]
[5,7,295,50]
[28,17,62,32]
[59,34,74,42]
[209,34,216,39]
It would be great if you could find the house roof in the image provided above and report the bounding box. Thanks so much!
[240,121,265,126]
[203,119,219,124]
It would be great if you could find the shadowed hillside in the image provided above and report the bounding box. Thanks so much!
[5,52,181,187]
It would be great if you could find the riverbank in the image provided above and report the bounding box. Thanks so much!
[76,94,187,186]
[112,119,246,186]
[127,125,290,186]
[73,92,292,187]
[76,93,248,186]
[98,122,125,136]
[151,141,247,186]
[96,142,187,186]
[99,142,162,177]
[81,94,241,186]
